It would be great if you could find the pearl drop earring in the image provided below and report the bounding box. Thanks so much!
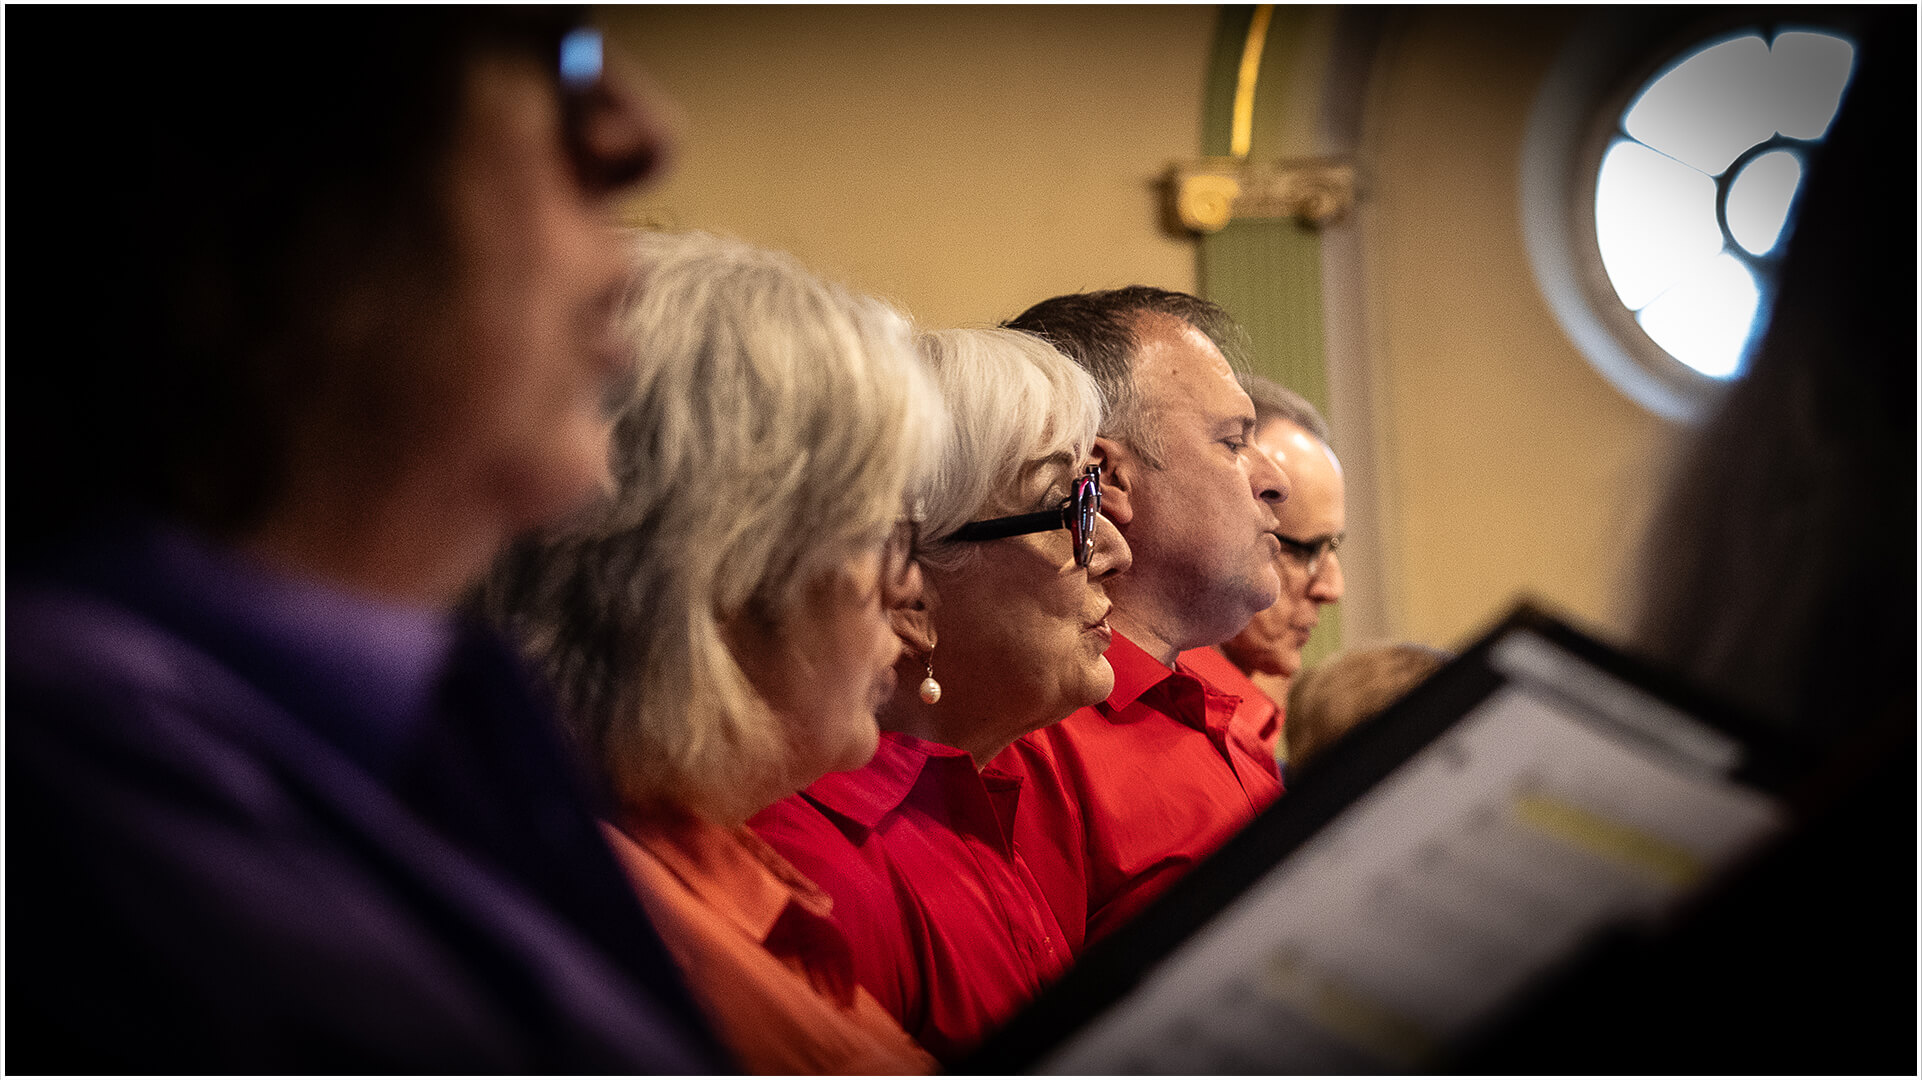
[918,653,942,705]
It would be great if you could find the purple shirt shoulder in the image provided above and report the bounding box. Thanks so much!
[6,523,724,1072]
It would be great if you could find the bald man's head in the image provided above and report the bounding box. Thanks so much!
[1219,417,1345,681]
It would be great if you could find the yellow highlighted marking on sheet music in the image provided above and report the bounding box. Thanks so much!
[1261,947,1437,1066]
[1511,791,1703,887]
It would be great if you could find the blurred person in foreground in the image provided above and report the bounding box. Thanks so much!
[752,327,1131,1061]
[1455,10,1914,1072]
[6,8,727,1072]
[994,288,1291,948]
[473,231,944,1074]
[1182,374,1348,767]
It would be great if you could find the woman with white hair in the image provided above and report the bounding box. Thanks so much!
[752,327,1131,1062]
[475,230,944,1074]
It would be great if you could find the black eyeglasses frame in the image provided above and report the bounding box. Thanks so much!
[946,464,1103,568]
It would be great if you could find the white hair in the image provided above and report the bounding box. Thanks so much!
[912,327,1104,572]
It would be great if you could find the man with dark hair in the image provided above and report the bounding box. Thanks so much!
[7,8,724,1072]
[996,287,1292,948]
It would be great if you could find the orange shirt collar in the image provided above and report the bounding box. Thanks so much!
[613,811,833,945]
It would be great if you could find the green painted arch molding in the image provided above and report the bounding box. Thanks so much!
[1198,4,1341,668]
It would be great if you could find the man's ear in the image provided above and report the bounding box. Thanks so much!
[1092,436,1135,527]
[888,579,939,656]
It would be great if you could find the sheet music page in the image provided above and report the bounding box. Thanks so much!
[1038,631,1788,1074]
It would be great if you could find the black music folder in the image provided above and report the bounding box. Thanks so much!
[963,602,1906,1074]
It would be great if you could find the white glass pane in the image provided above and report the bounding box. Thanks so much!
[1595,140,1724,310]
[1768,31,1856,140]
[1624,34,1775,175]
[1636,253,1760,378]
[1726,150,1803,255]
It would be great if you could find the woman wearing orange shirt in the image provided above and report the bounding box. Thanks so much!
[475,230,943,1073]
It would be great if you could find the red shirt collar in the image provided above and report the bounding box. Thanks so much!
[1103,630,1250,742]
[801,731,973,833]
[1101,630,1180,711]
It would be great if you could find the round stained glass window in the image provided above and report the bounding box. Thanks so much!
[1523,13,1860,421]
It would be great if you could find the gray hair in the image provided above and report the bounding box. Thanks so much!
[912,328,1105,572]
[1239,372,1332,446]
[478,230,946,823]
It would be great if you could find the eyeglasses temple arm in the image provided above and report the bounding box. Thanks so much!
[943,506,1070,544]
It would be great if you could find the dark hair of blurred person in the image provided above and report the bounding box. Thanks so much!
[1456,9,1914,1072]
[6,7,728,1072]
[12,8,661,574]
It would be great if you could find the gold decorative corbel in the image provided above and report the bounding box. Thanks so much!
[1168,156,1358,234]
[1168,4,1356,235]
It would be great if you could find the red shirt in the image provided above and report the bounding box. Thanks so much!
[749,732,1070,1063]
[1178,644,1285,766]
[998,631,1285,950]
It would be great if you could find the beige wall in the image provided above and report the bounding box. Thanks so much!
[599,4,1684,656]
[602,4,1215,329]
[1358,7,1678,650]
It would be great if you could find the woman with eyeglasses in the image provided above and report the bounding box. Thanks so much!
[473,230,944,1074]
[751,327,1132,1063]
